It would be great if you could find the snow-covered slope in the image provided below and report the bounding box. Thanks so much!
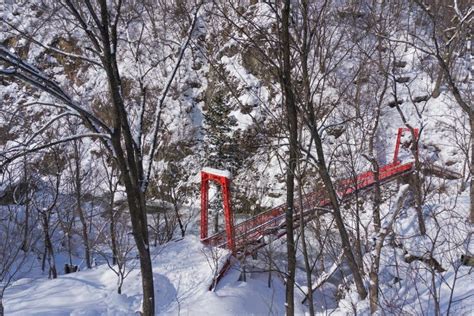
[4,236,308,315]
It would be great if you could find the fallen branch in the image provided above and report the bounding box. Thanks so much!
[404,253,446,273]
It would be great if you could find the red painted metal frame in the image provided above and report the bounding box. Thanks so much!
[200,171,235,251]
[393,127,419,164]
[201,127,420,254]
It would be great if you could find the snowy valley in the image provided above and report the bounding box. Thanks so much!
[1,0,473,315]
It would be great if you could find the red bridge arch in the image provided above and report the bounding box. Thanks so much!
[200,168,235,251]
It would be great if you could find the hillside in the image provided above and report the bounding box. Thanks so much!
[1,0,473,315]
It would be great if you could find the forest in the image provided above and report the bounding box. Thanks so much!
[0,0,473,315]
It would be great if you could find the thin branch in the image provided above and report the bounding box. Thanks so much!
[1,133,110,168]
[0,46,110,132]
[143,2,202,192]
[24,112,78,146]
[61,0,103,55]
[3,19,102,67]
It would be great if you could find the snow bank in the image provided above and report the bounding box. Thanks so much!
[202,167,232,179]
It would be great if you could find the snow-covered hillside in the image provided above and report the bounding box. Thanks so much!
[1,0,473,315]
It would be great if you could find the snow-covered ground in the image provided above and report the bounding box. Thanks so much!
[5,231,472,315]
[4,236,306,315]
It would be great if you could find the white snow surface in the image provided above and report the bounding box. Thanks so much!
[4,236,304,315]
[202,167,233,179]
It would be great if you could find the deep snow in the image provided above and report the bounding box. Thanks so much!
[4,236,307,315]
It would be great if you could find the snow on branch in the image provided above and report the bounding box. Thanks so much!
[445,6,473,47]
[0,45,110,134]
[142,3,202,192]
[3,18,102,67]
[302,252,344,304]
[24,111,79,146]
[0,133,110,169]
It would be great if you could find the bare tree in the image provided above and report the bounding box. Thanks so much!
[68,134,92,269]
[201,245,228,292]
[33,147,63,279]
[98,150,121,265]
[96,211,136,295]
[369,184,409,313]
[0,170,36,316]
[296,166,315,316]
[279,1,299,313]
[155,158,195,238]
[0,1,202,313]
[410,0,473,223]
[294,0,368,300]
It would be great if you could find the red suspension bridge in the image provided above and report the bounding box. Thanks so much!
[200,128,420,288]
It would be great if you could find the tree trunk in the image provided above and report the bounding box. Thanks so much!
[431,67,443,98]
[41,243,47,272]
[413,168,425,235]
[118,270,124,295]
[372,163,382,233]
[110,209,118,266]
[110,131,154,315]
[267,246,273,288]
[369,162,382,314]
[66,231,73,265]
[353,194,365,275]
[412,135,426,235]
[42,213,57,279]
[0,292,4,316]
[312,132,368,300]
[154,213,160,247]
[21,202,30,252]
[124,186,154,316]
[21,160,30,251]
[75,190,90,269]
[281,1,298,314]
[298,182,315,316]
[21,157,30,252]
[106,175,119,265]
[174,204,185,237]
[110,129,154,314]
[470,116,474,223]
[74,140,92,269]
[369,241,382,314]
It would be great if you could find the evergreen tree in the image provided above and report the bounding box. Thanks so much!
[203,90,244,232]
[203,91,241,172]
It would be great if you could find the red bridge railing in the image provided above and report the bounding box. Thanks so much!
[201,127,418,254]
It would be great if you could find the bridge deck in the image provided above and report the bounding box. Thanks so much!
[202,161,414,254]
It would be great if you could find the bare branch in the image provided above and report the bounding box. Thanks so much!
[0,46,110,132]
[24,112,79,146]
[143,2,202,192]
[2,19,102,67]
[1,133,110,169]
